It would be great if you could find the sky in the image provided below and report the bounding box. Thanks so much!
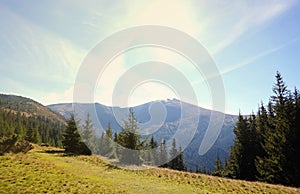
[0,0,300,115]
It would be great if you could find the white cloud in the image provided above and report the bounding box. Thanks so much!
[221,37,300,75]
[42,86,74,105]
[0,4,86,85]
[210,0,298,54]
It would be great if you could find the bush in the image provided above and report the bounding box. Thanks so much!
[0,134,18,155]
[0,134,33,155]
[11,140,33,154]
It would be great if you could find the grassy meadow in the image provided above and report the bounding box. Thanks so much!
[0,145,299,194]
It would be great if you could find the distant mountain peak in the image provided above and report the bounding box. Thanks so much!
[48,99,237,172]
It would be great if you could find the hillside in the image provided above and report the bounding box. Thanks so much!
[0,94,65,124]
[0,145,299,193]
[0,94,66,146]
[48,99,237,171]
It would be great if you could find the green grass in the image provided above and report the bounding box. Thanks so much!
[1,146,299,194]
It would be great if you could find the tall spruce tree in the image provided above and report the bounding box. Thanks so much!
[259,72,291,184]
[224,113,247,178]
[176,146,186,171]
[168,138,178,169]
[102,122,117,159]
[291,88,300,186]
[62,114,91,155]
[117,108,143,165]
[81,113,95,152]
[244,114,259,180]
[213,154,223,176]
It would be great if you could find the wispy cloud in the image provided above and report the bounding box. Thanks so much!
[208,0,298,54]
[0,4,86,85]
[220,37,300,75]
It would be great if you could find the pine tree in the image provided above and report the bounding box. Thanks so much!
[62,114,91,155]
[213,154,223,176]
[102,122,117,159]
[98,132,105,155]
[285,88,300,186]
[81,113,95,152]
[258,72,291,184]
[149,135,159,165]
[292,88,300,186]
[62,114,81,154]
[159,139,168,167]
[176,146,185,171]
[168,138,178,169]
[224,113,247,178]
[243,114,259,180]
[117,108,143,165]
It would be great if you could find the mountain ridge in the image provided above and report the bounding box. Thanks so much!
[0,93,66,124]
[48,98,237,171]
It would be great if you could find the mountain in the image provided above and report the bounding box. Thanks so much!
[0,94,66,146]
[0,94,65,124]
[48,99,237,171]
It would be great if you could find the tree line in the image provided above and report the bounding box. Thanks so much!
[0,108,65,155]
[213,72,300,187]
[63,108,186,171]
[0,97,186,171]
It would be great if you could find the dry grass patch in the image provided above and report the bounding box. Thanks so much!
[1,146,299,194]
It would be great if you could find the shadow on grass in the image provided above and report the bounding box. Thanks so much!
[106,163,120,170]
[45,150,65,154]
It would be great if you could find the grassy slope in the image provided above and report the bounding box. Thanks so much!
[0,146,299,194]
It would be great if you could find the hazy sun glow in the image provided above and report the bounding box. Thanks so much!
[1,0,300,114]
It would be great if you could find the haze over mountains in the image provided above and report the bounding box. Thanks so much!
[0,93,237,171]
[48,98,237,171]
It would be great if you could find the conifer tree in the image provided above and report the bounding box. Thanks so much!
[168,138,178,169]
[224,113,247,178]
[62,114,91,155]
[101,122,117,159]
[258,72,291,184]
[176,146,186,171]
[117,108,143,165]
[98,132,105,155]
[149,135,159,165]
[81,113,95,152]
[213,154,223,176]
[291,88,300,186]
[159,139,168,167]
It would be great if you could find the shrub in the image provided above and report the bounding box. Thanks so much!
[0,134,33,155]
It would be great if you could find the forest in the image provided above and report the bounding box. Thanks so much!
[63,109,186,171]
[213,72,300,187]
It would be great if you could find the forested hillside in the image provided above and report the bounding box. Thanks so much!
[0,94,66,147]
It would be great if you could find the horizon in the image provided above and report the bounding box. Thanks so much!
[1,1,300,115]
[2,92,239,115]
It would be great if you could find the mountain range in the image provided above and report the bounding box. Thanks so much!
[0,93,237,171]
[48,99,238,171]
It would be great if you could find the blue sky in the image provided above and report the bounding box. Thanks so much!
[0,0,299,114]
